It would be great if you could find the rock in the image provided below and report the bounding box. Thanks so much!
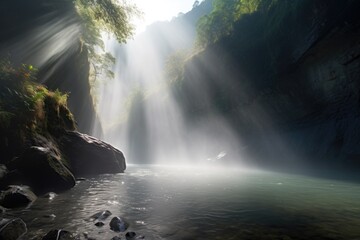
[76,177,86,181]
[42,192,57,200]
[0,185,37,208]
[6,144,76,194]
[0,206,5,213]
[0,218,27,240]
[0,165,7,179]
[42,229,78,240]
[109,217,129,232]
[125,232,136,240]
[111,237,121,240]
[89,210,112,221]
[94,221,104,227]
[59,131,126,176]
[82,232,89,239]
[0,170,25,190]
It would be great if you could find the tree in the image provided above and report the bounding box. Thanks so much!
[75,0,140,81]
[195,0,265,47]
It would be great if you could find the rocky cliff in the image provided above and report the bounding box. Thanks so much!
[176,0,360,172]
[0,0,102,136]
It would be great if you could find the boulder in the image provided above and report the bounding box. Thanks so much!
[42,229,78,240]
[59,131,126,176]
[7,145,76,194]
[0,185,36,208]
[89,210,112,221]
[109,217,129,232]
[0,170,25,190]
[0,218,27,240]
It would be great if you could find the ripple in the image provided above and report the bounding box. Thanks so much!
[5,165,360,240]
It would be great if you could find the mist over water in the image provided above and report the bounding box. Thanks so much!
[9,165,360,239]
[94,20,243,166]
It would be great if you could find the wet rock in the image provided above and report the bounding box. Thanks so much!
[109,217,129,232]
[42,229,78,240]
[125,232,136,240]
[42,192,57,200]
[89,210,112,221]
[82,232,89,239]
[0,185,37,208]
[94,221,104,227]
[0,170,25,190]
[59,131,126,176]
[0,165,7,179]
[7,145,76,194]
[0,218,27,240]
[111,236,121,240]
[125,232,144,240]
[0,205,5,213]
[43,214,56,219]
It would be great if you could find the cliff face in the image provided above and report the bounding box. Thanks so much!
[0,0,102,137]
[178,0,360,171]
[39,44,103,137]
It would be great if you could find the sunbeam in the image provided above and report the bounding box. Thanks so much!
[94,9,246,166]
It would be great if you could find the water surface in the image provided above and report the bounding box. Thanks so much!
[5,165,360,239]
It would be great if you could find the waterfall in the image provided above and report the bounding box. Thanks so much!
[94,20,243,166]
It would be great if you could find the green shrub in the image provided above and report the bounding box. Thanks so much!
[0,60,75,136]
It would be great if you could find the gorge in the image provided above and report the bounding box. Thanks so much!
[1,0,360,239]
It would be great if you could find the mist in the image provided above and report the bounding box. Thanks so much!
[94,6,244,166]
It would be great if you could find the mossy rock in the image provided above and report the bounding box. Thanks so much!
[7,141,76,194]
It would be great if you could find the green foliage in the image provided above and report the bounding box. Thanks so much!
[74,0,139,95]
[165,51,189,84]
[196,0,267,47]
[90,51,116,81]
[75,0,139,54]
[0,60,75,137]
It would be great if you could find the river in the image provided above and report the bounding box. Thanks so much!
[6,165,360,239]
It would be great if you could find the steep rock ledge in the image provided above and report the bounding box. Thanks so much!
[176,0,360,171]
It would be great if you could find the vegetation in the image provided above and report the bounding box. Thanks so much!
[196,0,266,47]
[165,0,332,120]
[75,0,138,48]
[165,51,189,84]
[0,59,75,149]
[75,0,139,81]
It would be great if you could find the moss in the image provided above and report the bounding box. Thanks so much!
[0,60,76,163]
[43,93,76,136]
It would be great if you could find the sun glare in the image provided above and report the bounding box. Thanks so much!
[131,0,196,34]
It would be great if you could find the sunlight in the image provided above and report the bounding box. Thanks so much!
[131,0,197,34]
[95,22,246,166]
[0,14,80,75]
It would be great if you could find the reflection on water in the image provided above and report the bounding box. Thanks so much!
[4,165,360,239]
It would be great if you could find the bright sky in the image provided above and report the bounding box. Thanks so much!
[131,0,197,34]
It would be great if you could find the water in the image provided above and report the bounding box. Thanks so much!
[5,165,360,240]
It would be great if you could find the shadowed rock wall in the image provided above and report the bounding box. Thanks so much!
[178,0,360,171]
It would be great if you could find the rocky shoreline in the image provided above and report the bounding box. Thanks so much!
[0,209,145,240]
[0,131,127,239]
